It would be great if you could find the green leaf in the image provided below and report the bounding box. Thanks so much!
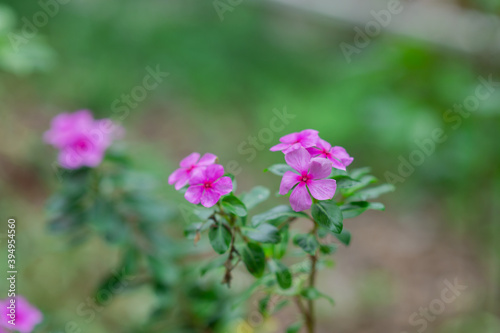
[286,321,303,333]
[349,167,372,179]
[341,201,385,218]
[251,205,308,227]
[208,225,232,254]
[342,175,378,196]
[270,260,292,289]
[319,244,338,255]
[300,287,334,305]
[312,201,343,234]
[221,195,247,217]
[200,264,226,283]
[241,186,270,210]
[241,243,266,278]
[334,229,351,246]
[331,175,360,188]
[200,255,227,276]
[293,233,319,255]
[273,225,289,259]
[349,184,395,201]
[264,163,295,176]
[243,223,281,244]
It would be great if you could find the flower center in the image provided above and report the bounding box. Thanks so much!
[301,174,310,183]
[204,182,212,189]
[72,137,92,153]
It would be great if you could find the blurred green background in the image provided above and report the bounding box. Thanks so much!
[1,0,499,332]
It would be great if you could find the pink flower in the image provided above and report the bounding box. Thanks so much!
[270,129,319,154]
[44,110,122,169]
[279,147,337,212]
[168,152,218,190]
[0,296,43,333]
[184,164,233,207]
[307,139,353,171]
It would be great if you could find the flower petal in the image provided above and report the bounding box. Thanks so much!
[306,147,322,157]
[279,132,300,144]
[198,153,217,165]
[284,147,311,173]
[174,173,190,190]
[270,143,291,152]
[316,138,331,151]
[188,168,206,185]
[204,164,225,182]
[212,176,233,195]
[168,168,187,185]
[282,142,303,154]
[185,185,204,204]
[201,188,222,207]
[179,152,200,168]
[289,182,312,212]
[309,158,333,179]
[308,179,337,201]
[329,156,346,171]
[297,129,319,148]
[331,146,354,167]
[279,171,300,195]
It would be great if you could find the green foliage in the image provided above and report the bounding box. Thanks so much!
[312,202,343,234]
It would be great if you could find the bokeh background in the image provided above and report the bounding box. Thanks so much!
[1,0,500,332]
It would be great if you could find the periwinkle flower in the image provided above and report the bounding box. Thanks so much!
[168,152,218,190]
[44,110,122,169]
[279,147,337,211]
[184,164,233,207]
[306,139,353,171]
[0,296,43,333]
[269,129,319,154]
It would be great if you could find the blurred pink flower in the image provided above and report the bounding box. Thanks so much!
[279,147,337,211]
[168,153,218,190]
[184,164,233,207]
[44,110,122,169]
[307,139,353,171]
[0,296,43,333]
[270,129,319,154]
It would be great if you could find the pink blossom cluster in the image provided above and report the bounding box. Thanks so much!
[44,110,122,169]
[270,129,354,211]
[0,297,42,333]
[168,153,233,207]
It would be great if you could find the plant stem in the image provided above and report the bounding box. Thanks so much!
[306,224,319,333]
[307,252,318,332]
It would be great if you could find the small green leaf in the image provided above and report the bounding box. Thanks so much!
[331,175,360,188]
[319,244,338,255]
[221,195,247,217]
[341,201,385,218]
[300,287,334,305]
[208,225,232,254]
[241,243,266,277]
[200,255,227,276]
[349,184,395,201]
[334,229,351,246]
[244,223,281,244]
[293,233,319,255]
[251,205,308,226]
[241,186,270,210]
[270,260,292,289]
[349,167,372,179]
[312,201,343,234]
[264,164,295,176]
[286,321,303,333]
[273,225,289,259]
